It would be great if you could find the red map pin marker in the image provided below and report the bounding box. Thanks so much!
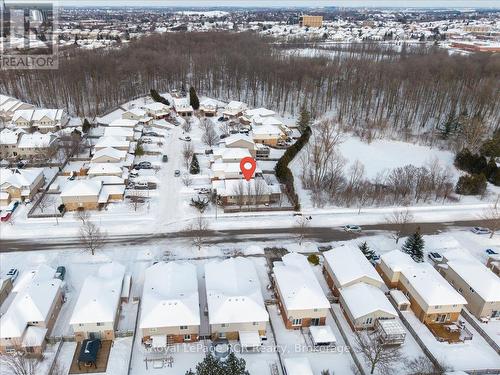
[240,157,256,181]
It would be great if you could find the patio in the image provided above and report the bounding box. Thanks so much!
[68,340,112,374]
[426,322,473,344]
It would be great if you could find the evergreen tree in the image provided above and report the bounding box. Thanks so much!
[190,154,200,175]
[223,353,250,375]
[189,87,200,110]
[358,241,375,261]
[193,353,223,375]
[297,104,311,133]
[402,228,425,262]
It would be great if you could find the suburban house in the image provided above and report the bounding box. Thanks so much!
[211,162,262,181]
[244,107,276,119]
[12,109,67,132]
[273,253,330,329]
[172,98,193,117]
[0,265,64,354]
[140,262,200,346]
[0,168,45,203]
[0,95,34,123]
[377,250,467,325]
[60,180,124,211]
[142,102,170,119]
[212,148,252,164]
[199,98,218,117]
[108,118,139,129]
[323,245,385,297]
[204,257,268,344]
[87,163,124,177]
[212,178,281,206]
[284,357,314,375]
[94,136,130,152]
[0,128,25,158]
[70,262,126,342]
[122,108,152,124]
[223,135,258,158]
[16,132,58,159]
[103,127,135,141]
[339,282,399,330]
[299,15,323,27]
[91,147,127,163]
[223,101,247,119]
[252,125,283,146]
[437,249,500,321]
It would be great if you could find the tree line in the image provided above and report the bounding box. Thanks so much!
[0,32,498,144]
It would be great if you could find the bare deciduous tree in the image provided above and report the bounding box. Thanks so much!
[79,219,107,255]
[0,353,41,375]
[202,121,219,148]
[386,208,414,243]
[74,210,91,224]
[188,215,209,251]
[481,205,500,239]
[128,190,145,212]
[404,356,448,375]
[182,142,194,170]
[232,180,246,211]
[182,174,193,187]
[181,118,192,133]
[295,215,310,246]
[354,331,405,375]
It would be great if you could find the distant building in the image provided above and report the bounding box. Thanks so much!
[450,42,500,53]
[299,15,323,28]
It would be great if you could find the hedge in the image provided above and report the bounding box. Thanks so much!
[274,126,312,210]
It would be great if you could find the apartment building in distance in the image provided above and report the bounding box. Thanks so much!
[299,15,323,28]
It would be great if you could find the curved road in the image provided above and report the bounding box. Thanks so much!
[0,219,493,253]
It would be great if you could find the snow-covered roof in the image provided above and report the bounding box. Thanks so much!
[60,180,102,197]
[94,136,130,149]
[143,102,169,112]
[213,147,252,162]
[103,127,134,138]
[224,134,256,148]
[0,128,24,145]
[309,325,337,345]
[70,262,125,325]
[377,319,405,336]
[226,101,247,110]
[381,250,467,307]
[91,147,127,162]
[108,118,138,128]
[0,168,43,189]
[205,257,268,325]
[252,125,283,137]
[140,262,200,329]
[124,108,147,117]
[17,132,56,148]
[389,289,410,306]
[443,249,500,302]
[273,253,330,311]
[253,116,283,127]
[87,163,123,176]
[212,178,276,197]
[340,282,397,319]
[22,326,48,347]
[324,245,384,288]
[12,109,64,122]
[284,357,314,375]
[244,107,276,118]
[0,265,61,339]
[172,98,193,112]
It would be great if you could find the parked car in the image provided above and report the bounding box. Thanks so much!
[185,136,191,142]
[219,134,228,139]
[370,254,381,265]
[471,227,491,235]
[129,170,139,177]
[205,149,213,155]
[485,249,499,256]
[54,266,66,281]
[162,155,168,162]
[218,116,227,122]
[174,170,181,177]
[6,268,19,282]
[1,212,12,222]
[428,252,443,263]
[134,181,149,190]
[144,132,159,137]
[140,138,153,144]
[343,225,362,233]
[134,162,153,170]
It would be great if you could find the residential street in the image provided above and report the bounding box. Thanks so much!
[0,218,495,252]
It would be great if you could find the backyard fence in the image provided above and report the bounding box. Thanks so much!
[461,309,500,354]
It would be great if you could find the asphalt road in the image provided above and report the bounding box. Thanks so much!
[0,219,494,253]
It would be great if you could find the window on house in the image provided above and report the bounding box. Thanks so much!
[219,332,226,339]
[184,334,191,341]
[469,287,475,293]
[180,325,188,330]
[96,322,104,326]
[221,323,227,328]
[491,311,500,318]
[292,318,302,326]
[5,347,15,354]
[79,324,85,327]
[252,322,258,326]
[365,317,373,325]
[150,328,158,332]
[458,288,463,294]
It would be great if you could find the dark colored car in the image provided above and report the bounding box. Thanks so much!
[54,266,66,281]
[162,155,168,162]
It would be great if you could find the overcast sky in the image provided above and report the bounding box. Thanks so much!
[36,0,500,8]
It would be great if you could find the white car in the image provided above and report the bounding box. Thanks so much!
[428,252,443,263]
[471,227,491,235]
[6,268,19,282]
[343,225,362,233]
